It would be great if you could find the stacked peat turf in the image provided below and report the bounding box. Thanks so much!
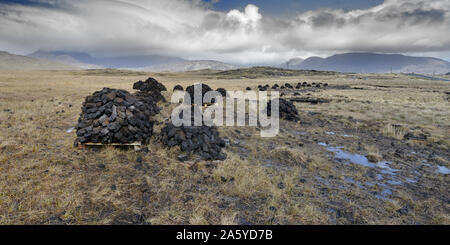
[266,98,299,122]
[133,77,167,92]
[161,108,227,161]
[216,88,227,97]
[75,88,156,145]
[272,84,279,89]
[133,77,167,102]
[185,83,213,105]
[173,85,184,91]
[246,87,252,91]
[258,85,267,91]
[133,92,161,116]
[285,83,293,89]
[134,90,166,103]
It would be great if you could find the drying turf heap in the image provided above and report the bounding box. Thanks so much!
[173,85,184,91]
[267,98,300,122]
[258,85,267,91]
[132,91,161,116]
[133,77,166,92]
[216,88,227,97]
[133,77,167,102]
[75,88,156,145]
[161,107,227,161]
[185,83,213,105]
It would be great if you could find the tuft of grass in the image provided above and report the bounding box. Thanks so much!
[381,124,406,139]
[268,147,307,166]
[364,145,383,162]
[220,213,237,225]
[213,155,272,198]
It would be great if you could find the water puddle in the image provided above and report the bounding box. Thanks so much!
[324,131,355,138]
[341,134,354,138]
[406,178,417,183]
[374,183,393,201]
[345,177,355,184]
[376,189,393,200]
[294,131,307,135]
[318,142,397,174]
[437,166,450,174]
[66,127,75,133]
[421,160,431,167]
[387,180,402,185]
[376,174,383,180]
[318,142,402,201]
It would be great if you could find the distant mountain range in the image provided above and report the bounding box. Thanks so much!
[280,53,450,74]
[27,50,237,71]
[28,50,185,69]
[1,49,449,74]
[141,60,239,72]
[0,51,76,70]
[28,50,100,69]
[282,58,304,69]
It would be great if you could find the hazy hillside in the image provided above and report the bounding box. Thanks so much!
[214,66,338,78]
[279,57,304,69]
[95,55,185,69]
[28,50,100,69]
[28,50,185,69]
[143,60,239,72]
[0,51,76,70]
[22,50,450,74]
[288,53,450,74]
[27,50,240,71]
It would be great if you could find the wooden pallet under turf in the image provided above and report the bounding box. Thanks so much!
[78,142,142,151]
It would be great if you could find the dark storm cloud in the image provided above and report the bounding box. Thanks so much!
[0,0,449,64]
[378,8,445,24]
[308,11,346,28]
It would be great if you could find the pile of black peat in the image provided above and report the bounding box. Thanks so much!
[185,83,213,105]
[267,98,299,122]
[133,77,167,103]
[75,88,156,145]
[161,106,227,161]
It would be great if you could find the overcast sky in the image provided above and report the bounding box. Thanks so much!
[0,0,449,64]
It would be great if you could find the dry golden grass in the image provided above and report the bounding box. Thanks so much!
[381,124,407,140]
[0,69,449,224]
